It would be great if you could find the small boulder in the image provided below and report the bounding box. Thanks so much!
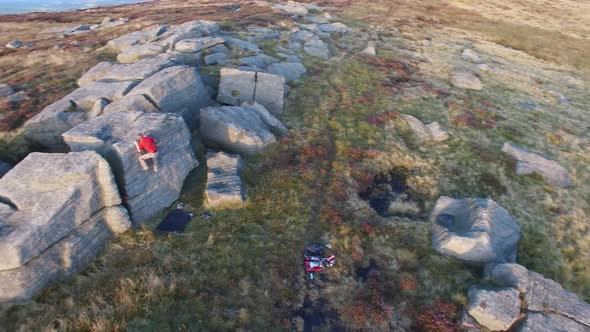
[267,62,307,82]
[174,37,225,53]
[451,71,483,90]
[304,38,330,58]
[0,84,14,98]
[361,42,376,56]
[63,112,197,223]
[200,105,277,156]
[273,1,309,15]
[78,54,176,85]
[318,23,350,33]
[462,49,482,63]
[402,114,431,144]
[239,54,280,69]
[127,66,213,128]
[467,286,521,331]
[205,152,245,208]
[224,37,261,52]
[204,53,229,65]
[106,25,168,52]
[502,142,572,187]
[485,263,529,293]
[5,40,23,49]
[426,122,449,142]
[430,196,521,265]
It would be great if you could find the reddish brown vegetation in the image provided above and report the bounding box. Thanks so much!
[415,300,460,332]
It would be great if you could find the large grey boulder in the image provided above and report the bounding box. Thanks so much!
[117,42,168,64]
[102,94,159,114]
[0,161,11,178]
[217,68,285,115]
[224,37,261,52]
[241,101,288,136]
[78,54,177,86]
[267,62,307,82]
[205,152,245,208]
[0,151,130,302]
[24,81,138,150]
[467,285,521,331]
[304,38,331,58]
[462,49,482,63]
[200,105,277,156]
[107,25,168,52]
[127,65,213,128]
[239,54,280,69]
[157,20,219,47]
[451,71,483,90]
[63,112,197,224]
[518,312,590,332]
[430,196,521,265]
[174,37,224,53]
[486,263,529,293]
[502,142,572,187]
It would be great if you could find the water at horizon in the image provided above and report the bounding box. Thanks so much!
[0,0,152,14]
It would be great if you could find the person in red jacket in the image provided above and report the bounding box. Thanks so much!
[135,133,159,172]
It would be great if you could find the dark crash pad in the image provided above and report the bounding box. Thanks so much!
[156,209,193,233]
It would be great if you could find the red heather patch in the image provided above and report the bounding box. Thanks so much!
[415,300,459,332]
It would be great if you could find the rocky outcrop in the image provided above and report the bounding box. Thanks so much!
[117,42,169,64]
[502,142,572,187]
[174,37,224,53]
[102,94,159,114]
[430,196,521,265]
[24,81,138,150]
[273,1,309,15]
[463,263,590,331]
[63,112,197,224]
[127,65,213,128]
[78,54,177,86]
[205,152,245,208]
[267,62,307,82]
[217,68,285,115]
[200,105,277,156]
[467,286,521,331]
[107,25,169,53]
[0,151,131,303]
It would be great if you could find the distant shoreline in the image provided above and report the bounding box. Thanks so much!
[0,0,153,15]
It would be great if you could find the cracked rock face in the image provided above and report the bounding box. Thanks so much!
[467,286,521,331]
[430,196,521,265]
[217,68,285,115]
[502,142,572,188]
[0,151,131,303]
[63,111,197,224]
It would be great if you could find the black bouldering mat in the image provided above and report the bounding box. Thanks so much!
[156,209,193,233]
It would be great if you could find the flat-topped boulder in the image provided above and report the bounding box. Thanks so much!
[174,37,224,53]
[217,68,285,115]
[518,312,590,332]
[430,196,521,265]
[0,151,130,302]
[200,105,277,156]
[127,65,213,128]
[24,81,138,150]
[467,286,521,331]
[78,54,177,86]
[107,25,168,52]
[502,142,572,187]
[205,152,245,208]
[117,42,168,64]
[63,112,197,224]
[102,94,159,114]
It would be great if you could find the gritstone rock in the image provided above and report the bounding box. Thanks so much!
[318,23,350,33]
[117,42,168,64]
[451,71,483,90]
[107,25,168,52]
[518,312,590,332]
[304,38,331,58]
[467,286,521,331]
[102,94,159,114]
[175,37,225,53]
[267,62,307,82]
[78,54,176,86]
[430,196,521,265]
[241,101,288,136]
[204,53,229,65]
[426,122,450,142]
[402,114,431,144]
[485,263,529,293]
[502,142,572,187]
[461,49,482,63]
[205,152,245,208]
[273,1,309,15]
[217,68,285,115]
[224,37,261,52]
[63,112,197,224]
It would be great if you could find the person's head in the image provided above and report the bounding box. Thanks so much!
[137,133,144,140]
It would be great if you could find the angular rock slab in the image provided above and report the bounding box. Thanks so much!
[518,312,590,332]
[174,37,224,53]
[77,54,176,86]
[451,71,483,90]
[24,81,137,150]
[217,68,285,115]
[0,151,126,272]
[467,285,521,331]
[206,152,245,209]
[106,25,168,52]
[117,42,168,64]
[502,142,572,187]
[102,94,159,114]
[402,114,431,144]
[63,112,198,224]
[200,105,277,156]
[485,263,529,293]
[128,65,213,129]
[0,206,130,303]
[430,196,521,265]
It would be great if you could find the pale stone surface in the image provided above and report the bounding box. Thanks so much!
[318,23,350,33]
[304,38,330,58]
[241,101,288,136]
[6,40,23,49]
[486,263,529,293]
[254,72,285,115]
[88,98,109,118]
[462,49,482,63]
[239,54,280,69]
[106,25,168,52]
[518,312,590,332]
[361,42,376,56]
[467,286,521,331]
[525,271,590,327]
[452,71,483,90]
[80,54,177,84]
[273,1,309,15]
[224,37,261,52]
[430,196,521,265]
[460,310,483,332]
[502,142,572,187]
[102,94,159,114]
[426,121,450,142]
[0,205,130,304]
[128,66,212,128]
[63,112,197,223]
[267,62,307,82]
[0,151,125,272]
[206,152,245,208]
[78,62,115,87]
[117,42,168,64]
[175,37,224,53]
[402,114,431,144]
[200,105,276,156]
[24,81,138,150]
[217,68,256,106]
